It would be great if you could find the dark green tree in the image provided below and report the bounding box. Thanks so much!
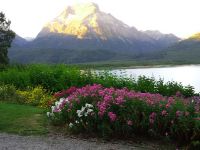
[0,12,15,65]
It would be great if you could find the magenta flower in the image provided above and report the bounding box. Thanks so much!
[161,110,168,116]
[108,112,117,122]
[98,103,106,117]
[115,96,125,105]
[168,97,174,103]
[165,103,170,109]
[176,110,182,117]
[149,112,157,124]
[53,86,77,98]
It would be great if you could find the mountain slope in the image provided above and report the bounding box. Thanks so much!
[9,3,180,64]
[157,32,200,63]
[11,35,28,47]
[32,2,158,52]
[144,30,180,49]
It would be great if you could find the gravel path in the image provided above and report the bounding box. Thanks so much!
[0,133,158,150]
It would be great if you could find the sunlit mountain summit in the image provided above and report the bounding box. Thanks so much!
[37,2,155,45]
[39,3,102,39]
[9,3,180,64]
[188,33,200,40]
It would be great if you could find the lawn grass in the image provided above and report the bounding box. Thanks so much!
[0,102,48,135]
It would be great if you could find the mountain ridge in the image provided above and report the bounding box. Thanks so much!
[9,3,181,64]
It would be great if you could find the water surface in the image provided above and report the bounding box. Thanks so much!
[111,65,200,93]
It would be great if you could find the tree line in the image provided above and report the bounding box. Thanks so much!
[0,12,15,65]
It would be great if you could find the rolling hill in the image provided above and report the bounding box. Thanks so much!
[158,33,200,64]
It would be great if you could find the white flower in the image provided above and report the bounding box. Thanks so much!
[51,106,55,112]
[59,98,65,103]
[69,123,73,128]
[55,101,59,106]
[81,106,86,112]
[76,104,94,118]
[47,112,54,117]
[85,103,93,108]
[75,120,79,124]
[87,109,93,113]
[77,110,83,117]
[47,112,50,117]
[65,98,69,103]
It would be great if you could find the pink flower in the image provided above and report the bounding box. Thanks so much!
[161,110,168,116]
[149,112,157,124]
[53,86,77,98]
[168,97,174,103]
[104,95,113,103]
[165,103,170,109]
[98,103,106,117]
[108,112,117,122]
[127,120,133,126]
[115,96,125,105]
[176,111,182,117]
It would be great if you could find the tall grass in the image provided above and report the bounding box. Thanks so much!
[0,64,196,97]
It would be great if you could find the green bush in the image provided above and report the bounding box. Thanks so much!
[0,84,51,107]
[0,64,196,97]
[0,84,18,102]
[16,86,52,107]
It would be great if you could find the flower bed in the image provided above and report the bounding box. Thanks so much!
[47,84,200,146]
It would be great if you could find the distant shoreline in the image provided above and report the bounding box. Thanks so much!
[111,64,200,69]
[76,62,200,69]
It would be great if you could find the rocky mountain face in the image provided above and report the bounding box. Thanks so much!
[144,30,180,48]
[32,2,157,52]
[9,3,180,64]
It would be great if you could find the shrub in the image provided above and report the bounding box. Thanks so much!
[16,86,51,107]
[0,84,18,102]
[47,84,200,146]
[0,84,51,107]
[0,64,196,97]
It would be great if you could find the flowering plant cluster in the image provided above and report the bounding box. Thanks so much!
[47,84,200,145]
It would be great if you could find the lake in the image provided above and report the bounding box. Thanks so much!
[111,65,200,93]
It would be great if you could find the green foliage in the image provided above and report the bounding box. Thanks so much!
[0,84,18,102]
[0,12,15,65]
[16,86,51,107]
[0,64,196,97]
[0,84,52,107]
